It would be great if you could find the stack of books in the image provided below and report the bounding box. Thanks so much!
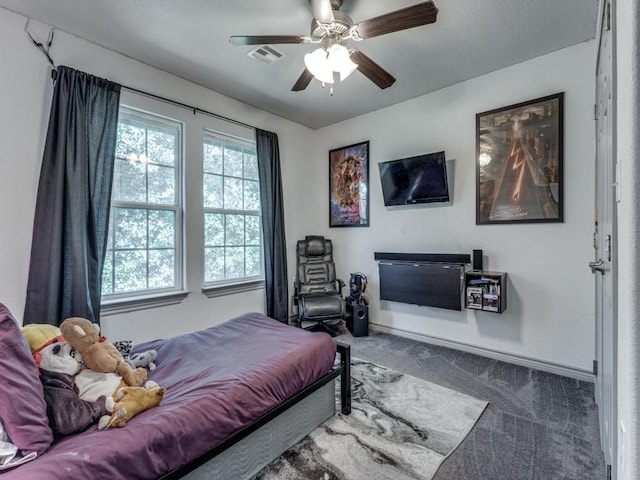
[466,277,500,312]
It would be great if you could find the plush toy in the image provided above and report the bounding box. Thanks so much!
[112,340,134,359]
[36,341,110,436]
[36,339,165,432]
[37,340,82,376]
[126,350,157,371]
[98,382,165,429]
[21,323,63,354]
[60,317,147,387]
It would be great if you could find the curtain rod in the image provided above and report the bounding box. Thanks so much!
[121,85,256,131]
[23,20,255,131]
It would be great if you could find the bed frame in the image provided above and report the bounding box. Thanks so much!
[159,341,351,479]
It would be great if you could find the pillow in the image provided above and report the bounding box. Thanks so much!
[0,304,53,455]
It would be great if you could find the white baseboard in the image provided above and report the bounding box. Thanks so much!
[369,323,594,383]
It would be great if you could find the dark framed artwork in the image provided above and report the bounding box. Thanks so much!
[329,141,370,227]
[476,92,564,224]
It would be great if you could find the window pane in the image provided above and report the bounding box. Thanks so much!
[149,210,175,248]
[203,140,223,174]
[113,158,146,202]
[224,145,243,177]
[114,250,147,293]
[104,109,182,300]
[203,173,223,208]
[225,247,244,278]
[114,208,147,249]
[204,247,224,281]
[149,249,174,288]
[245,215,260,245]
[224,177,243,209]
[244,179,260,211]
[244,151,258,180]
[204,213,224,246]
[116,120,145,159]
[148,165,175,204]
[105,215,114,249]
[246,246,260,276]
[102,251,113,295]
[225,214,244,246]
[202,134,262,286]
[147,127,176,166]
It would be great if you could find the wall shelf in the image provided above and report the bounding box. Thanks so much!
[464,270,507,313]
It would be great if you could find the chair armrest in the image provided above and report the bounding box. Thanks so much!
[336,278,345,292]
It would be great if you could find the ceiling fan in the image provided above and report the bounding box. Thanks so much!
[229,0,438,92]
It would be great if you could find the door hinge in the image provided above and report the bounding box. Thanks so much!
[593,360,598,376]
[607,463,612,480]
[594,103,598,120]
[606,234,612,262]
[606,2,611,32]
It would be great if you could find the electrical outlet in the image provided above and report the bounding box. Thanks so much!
[619,420,626,475]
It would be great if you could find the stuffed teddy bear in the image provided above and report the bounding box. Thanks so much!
[98,382,165,429]
[60,317,147,387]
[125,349,157,371]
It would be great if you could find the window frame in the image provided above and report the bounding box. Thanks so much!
[202,129,264,295]
[101,106,187,314]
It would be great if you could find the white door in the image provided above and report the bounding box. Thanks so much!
[593,0,617,474]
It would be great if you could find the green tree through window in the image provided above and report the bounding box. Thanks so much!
[203,132,262,284]
[102,108,183,297]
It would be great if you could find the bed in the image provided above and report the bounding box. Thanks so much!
[0,305,351,479]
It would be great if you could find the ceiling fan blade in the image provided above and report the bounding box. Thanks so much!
[292,69,314,91]
[355,1,438,40]
[310,0,335,24]
[229,35,307,46]
[350,50,396,89]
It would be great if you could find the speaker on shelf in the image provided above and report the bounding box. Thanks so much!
[472,249,483,271]
[346,300,368,337]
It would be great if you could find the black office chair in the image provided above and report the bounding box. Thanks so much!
[294,235,345,337]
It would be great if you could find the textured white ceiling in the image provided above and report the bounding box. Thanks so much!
[0,0,598,129]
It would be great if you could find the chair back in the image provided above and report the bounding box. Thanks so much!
[296,236,338,295]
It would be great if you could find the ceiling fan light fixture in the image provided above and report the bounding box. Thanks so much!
[327,44,358,81]
[304,48,334,84]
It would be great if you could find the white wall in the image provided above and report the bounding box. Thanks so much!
[0,8,316,342]
[313,41,597,374]
[615,1,639,478]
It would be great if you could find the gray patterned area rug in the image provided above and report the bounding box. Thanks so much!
[254,359,488,480]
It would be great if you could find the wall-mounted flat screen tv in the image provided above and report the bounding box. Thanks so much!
[378,151,450,206]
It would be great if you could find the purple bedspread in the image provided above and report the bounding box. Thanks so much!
[5,313,336,480]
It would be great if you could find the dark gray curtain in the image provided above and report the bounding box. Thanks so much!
[24,66,121,326]
[256,129,289,323]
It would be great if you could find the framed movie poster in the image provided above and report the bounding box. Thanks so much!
[329,141,369,227]
[476,92,564,224]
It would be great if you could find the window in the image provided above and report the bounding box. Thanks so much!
[203,132,262,287]
[102,108,183,300]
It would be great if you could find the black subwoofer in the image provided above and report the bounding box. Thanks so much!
[346,300,368,337]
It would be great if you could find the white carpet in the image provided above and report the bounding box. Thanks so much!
[255,358,488,480]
